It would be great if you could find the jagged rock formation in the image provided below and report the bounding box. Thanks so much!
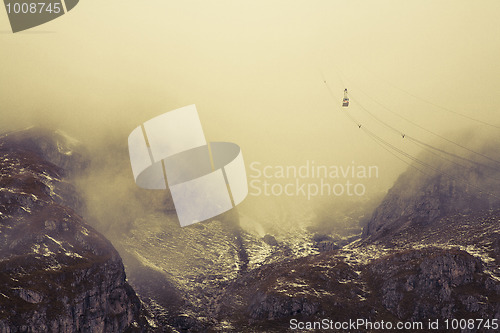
[367,247,500,322]
[0,128,145,332]
[216,253,372,332]
[215,213,500,331]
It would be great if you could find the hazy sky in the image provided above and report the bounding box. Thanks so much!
[1,0,499,192]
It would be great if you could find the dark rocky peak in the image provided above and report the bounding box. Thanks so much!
[366,247,500,324]
[216,244,500,331]
[0,127,87,215]
[0,127,146,331]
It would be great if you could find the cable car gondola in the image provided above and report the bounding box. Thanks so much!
[342,89,349,107]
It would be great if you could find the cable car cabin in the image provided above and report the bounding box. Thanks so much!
[342,88,349,107]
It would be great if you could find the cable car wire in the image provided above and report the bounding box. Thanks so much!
[361,126,500,199]
[342,107,429,176]
[321,77,500,200]
[348,93,500,174]
[343,77,500,166]
[336,52,500,130]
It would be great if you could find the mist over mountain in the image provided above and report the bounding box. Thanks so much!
[1,126,499,332]
[364,131,500,240]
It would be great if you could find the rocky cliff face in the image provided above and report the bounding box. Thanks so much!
[363,149,500,240]
[0,128,145,332]
[367,247,500,322]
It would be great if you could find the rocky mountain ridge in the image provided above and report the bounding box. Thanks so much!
[212,208,500,332]
[364,145,500,240]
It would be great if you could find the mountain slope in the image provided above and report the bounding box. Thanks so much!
[0,127,146,332]
[364,143,500,240]
[215,209,500,332]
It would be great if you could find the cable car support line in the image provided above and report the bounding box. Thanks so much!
[320,78,500,200]
[335,51,500,130]
[344,79,500,166]
[349,93,500,173]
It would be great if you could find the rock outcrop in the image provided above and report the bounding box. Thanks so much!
[215,243,500,331]
[364,147,500,240]
[0,127,145,332]
[367,247,500,323]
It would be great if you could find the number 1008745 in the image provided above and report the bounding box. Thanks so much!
[6,2,62,15]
